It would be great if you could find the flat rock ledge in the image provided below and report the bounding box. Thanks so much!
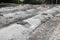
[0,4,60,40]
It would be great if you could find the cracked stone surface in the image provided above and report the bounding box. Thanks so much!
[0,4,60,40]
[29,17,60,40]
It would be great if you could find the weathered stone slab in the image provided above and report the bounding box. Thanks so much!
[29,16,60,40]
[0,5,60,40]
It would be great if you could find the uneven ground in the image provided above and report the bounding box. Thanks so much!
[0,4,60,40]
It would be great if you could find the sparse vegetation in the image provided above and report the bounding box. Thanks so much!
[0,0,60,4]
[0,0,22,4]
[23,0,46,4]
